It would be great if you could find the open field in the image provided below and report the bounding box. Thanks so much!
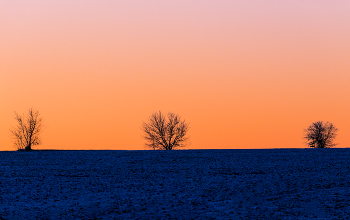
[1,149,350,219]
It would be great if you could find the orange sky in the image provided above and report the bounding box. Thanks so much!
[1,1,350,151]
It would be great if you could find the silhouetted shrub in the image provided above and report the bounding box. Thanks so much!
[304,121,338,148]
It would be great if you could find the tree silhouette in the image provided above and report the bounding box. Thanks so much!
[304,121,338,148]
[142,111,190,150]
[10,108,43,151]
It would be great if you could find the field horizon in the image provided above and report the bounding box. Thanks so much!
[1,147,349,152]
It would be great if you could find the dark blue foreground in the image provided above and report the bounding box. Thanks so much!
[1,149,350,219]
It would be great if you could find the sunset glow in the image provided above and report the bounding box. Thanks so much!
[1,1,350,150]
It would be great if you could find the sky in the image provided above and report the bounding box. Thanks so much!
[1,1,350,151]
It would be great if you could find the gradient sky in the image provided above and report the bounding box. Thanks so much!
[1,1,350,151]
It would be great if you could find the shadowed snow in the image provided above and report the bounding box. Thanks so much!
[1,149,349,219]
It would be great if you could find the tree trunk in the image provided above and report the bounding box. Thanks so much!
[25,144,32,151]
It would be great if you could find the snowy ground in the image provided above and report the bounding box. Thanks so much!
[1,149,350,219]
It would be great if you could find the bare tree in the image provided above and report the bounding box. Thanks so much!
[142,111,190,150]
[10,108,43,151]
[304,121,338,148]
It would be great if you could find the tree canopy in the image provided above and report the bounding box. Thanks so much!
[304,121,338,148]
[142,111,190,150]
[11,108,43,151]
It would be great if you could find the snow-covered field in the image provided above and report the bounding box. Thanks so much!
[1,149,350,219]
